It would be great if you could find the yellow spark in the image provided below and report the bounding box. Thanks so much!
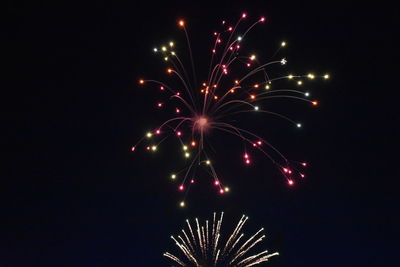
[169,41,174,47]
[206,160,211,165]
[171,174,176,180]
[281,41,286,47]
[151,145,157,151]
[224,187,230,192]
[185,152,190,158]
[324,74,330,79]
[180,201,185,207]
[297,80,303,85]
[288,74,293,79]
[183,145,188,151]
[146,132,153,138]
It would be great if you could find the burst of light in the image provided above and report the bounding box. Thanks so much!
[297,123,302,128]
[288,179,294,186]
[134,13,328,203]
[242,13,247,18]
[151,145,157,151]
[324,74,330,79]
[131,146,136,152]
[224,187,230,192]
[164,212,279,266]
[179,201,185,207]
[219,188,224,194]
[305,92,310,97]
[171,174,176,179]
[214,180,219,186]
[179,185,184,191]
[302,162,307,167]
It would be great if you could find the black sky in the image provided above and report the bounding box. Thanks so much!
[2,0,399,266]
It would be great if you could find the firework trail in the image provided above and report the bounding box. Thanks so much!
[164,212,278,266]
[133,13,329,206]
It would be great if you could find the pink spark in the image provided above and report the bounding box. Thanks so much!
[300,174,305,178]
[219,188,224,194]
[160,86,164,91]
[260,17,266,22]
[146,146,150,151]
[175,108,180,114]
[156,129,161,134]
[257,141,262,145]
[176,131,182,136]
[179,185,184,191]
[214,180,219,186]
[228,26,233,31]
[302,162,307,167]
[157,102,163,108]
[190,179,195,184]
[131,146,136,152]
[288,179,294,186]
[242,13,247,18]
[283,168,288,173]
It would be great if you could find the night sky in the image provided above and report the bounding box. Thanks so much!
[3,1,398,266]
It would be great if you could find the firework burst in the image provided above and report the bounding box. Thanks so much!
[164,212,278,266]
[133,13,329,206]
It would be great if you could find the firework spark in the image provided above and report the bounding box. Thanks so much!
[164,212,278,266]
[133,13,329,206]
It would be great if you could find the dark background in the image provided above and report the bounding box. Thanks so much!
[3,0,399,266]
